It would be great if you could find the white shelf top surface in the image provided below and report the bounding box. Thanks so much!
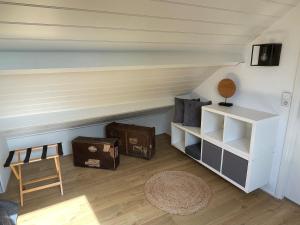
[172,123,201,137]
[202,104,278,123]
[172,142,185,151]
[172,122,250,159]
[224,137,250,159]
[203,129,223,143]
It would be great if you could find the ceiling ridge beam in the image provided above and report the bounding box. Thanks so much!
[0,64,235,76]
[151,0,280,18]
[0,37,247,46]
[0,84,197,102]
[261,0,298,6]
[0,1,268,27]
[0,21,256,38]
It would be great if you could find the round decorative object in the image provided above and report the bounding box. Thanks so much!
[144,171,211,215]
[218,79,236,98]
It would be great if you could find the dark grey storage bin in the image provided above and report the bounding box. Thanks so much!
[222,150,248,187]
[185,143,202,160]
[202,140,222,171]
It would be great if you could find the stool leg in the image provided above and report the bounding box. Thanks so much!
[54,157,64,196]
[10,166,20,180]
[18,164,24,206]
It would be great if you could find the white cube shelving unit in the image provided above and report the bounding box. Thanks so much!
[201,110,224,144]
[223,117,252,159]
[171,124,185,152]
[171,104,279,193]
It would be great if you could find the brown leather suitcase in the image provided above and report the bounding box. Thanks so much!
[72,136,119,170]
[105,122,155,160]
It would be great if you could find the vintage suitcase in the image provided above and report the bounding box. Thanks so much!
[72,136,119,170]
[105,122,155,160]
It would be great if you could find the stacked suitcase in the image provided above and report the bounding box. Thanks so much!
[72,137,119,170]
[106,122,155,160]
[72,123,156,170]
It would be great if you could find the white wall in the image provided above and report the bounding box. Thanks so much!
[7,109,173,154]
[284,105,300,204]
[277,50,300,202]
[0,135,10,192]
[193,3,300,196]
[8,110,172,150]
[0,109,172,193]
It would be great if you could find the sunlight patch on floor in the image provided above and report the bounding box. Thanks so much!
[18,196,100,225]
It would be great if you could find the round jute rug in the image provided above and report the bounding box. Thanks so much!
[144,171,211,216]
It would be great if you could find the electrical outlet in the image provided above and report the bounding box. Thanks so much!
[281,92,292,107]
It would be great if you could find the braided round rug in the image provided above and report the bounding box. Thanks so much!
[144,171,211,216]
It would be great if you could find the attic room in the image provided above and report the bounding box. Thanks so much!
[0,0,300,224]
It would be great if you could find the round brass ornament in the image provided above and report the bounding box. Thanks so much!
[217,79,236,107]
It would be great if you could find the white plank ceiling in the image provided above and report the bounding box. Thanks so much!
[0,66,222,134]
[0,0,298,51]
[0,66,219,116]
[0,0,299,133]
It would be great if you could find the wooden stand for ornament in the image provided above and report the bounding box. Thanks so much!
[218,98,233,107]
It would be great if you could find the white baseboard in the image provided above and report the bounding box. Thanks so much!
[7,110,172,155]
[0,110,172,193]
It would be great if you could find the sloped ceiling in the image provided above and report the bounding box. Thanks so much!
[0,0,298,51]
[0,0,299,134]
[0,66,223,134]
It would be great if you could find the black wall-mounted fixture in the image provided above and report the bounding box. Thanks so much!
[251,43,282,66]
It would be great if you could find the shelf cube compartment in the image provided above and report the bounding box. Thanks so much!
[202,140,222,171]
[201,110,224,142]
[224,117,252,157]
[171,125,185,152]
[185,132,201,146]
[222,150,248,187]
[185,133,202,160]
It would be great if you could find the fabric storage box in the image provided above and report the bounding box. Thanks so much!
[202,140,222,171]
[72,137,119,170]
[106,122,155,160]
[222,150,248,187]
[185,143,202,160]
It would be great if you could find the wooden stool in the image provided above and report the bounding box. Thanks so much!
[4,143,64,206]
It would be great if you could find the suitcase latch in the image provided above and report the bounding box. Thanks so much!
[103,144,111,152]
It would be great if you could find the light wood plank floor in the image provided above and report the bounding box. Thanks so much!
[1,134,299,225]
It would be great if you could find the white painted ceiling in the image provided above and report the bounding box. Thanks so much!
[0,66,223,134]
[0,0,299,51]
[0,0,299,134]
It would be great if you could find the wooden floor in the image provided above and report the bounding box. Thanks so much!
[1,134,299,225]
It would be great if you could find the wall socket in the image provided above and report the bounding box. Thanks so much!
[281,92,292,107]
